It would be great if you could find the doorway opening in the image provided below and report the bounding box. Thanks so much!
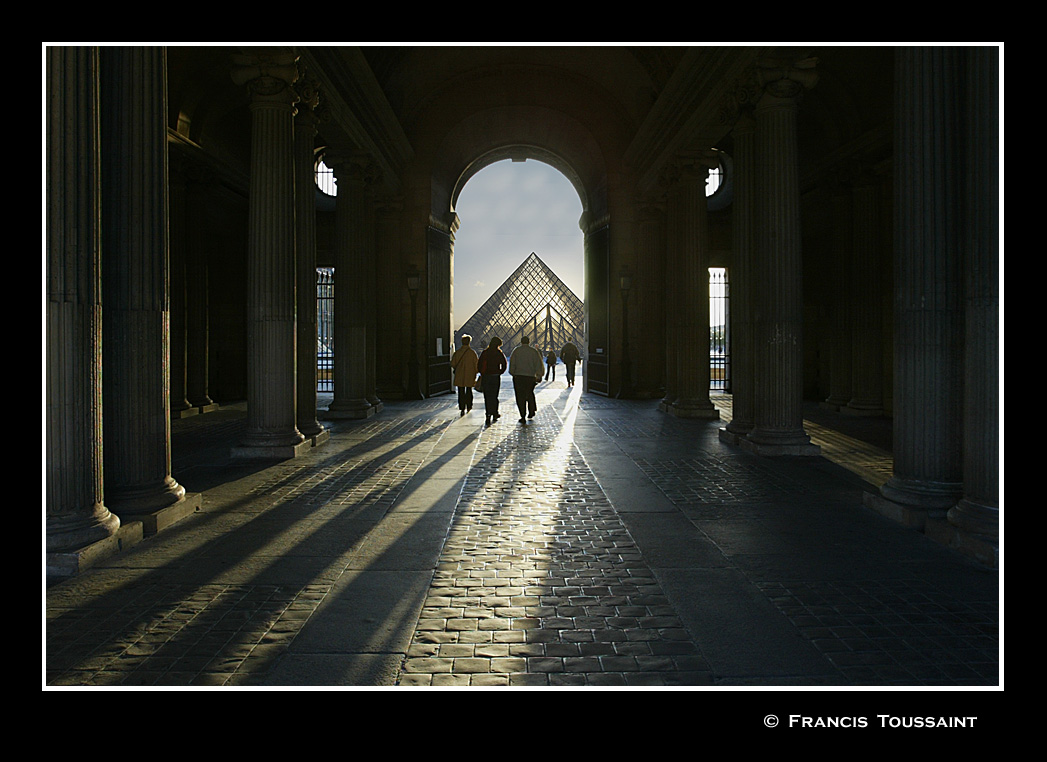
[317,267,334,392]
[710,267,730,392]
[451,159,585,361]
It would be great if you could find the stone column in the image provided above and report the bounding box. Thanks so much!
[293,66,328,444]
[744,54,820,456]
[324,151,375,418]
[230,48,308,456]
[659,166,679,411]
[46,46,121,553]
[671,153,719,419]
[100,46,191,523]
[168,157,194,418]
[945,46,999,564]
[821,174,853,411]
[185,162,217,414]
[363,170,384,412]
[845,167,885,416]
[636,200,665,399]
[722,102,756,441]
[375,197,406,398]
[866,47,965,525]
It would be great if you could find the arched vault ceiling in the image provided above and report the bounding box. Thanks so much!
[359,46,668,134]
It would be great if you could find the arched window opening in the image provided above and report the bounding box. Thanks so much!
[451,159,585,359]
[316,267,334,392]
[315,155,336,197]
[710,267,730,392]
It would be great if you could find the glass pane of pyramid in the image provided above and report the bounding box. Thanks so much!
[455,252,584,356]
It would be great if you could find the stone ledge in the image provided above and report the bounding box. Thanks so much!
[739,439,821,457]
[864,493,998,569]
[135,493,202,535]
[47,521,144,579]
[231,439,314,460]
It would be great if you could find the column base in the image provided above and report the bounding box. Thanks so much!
[323,400,375,419]
[172,405,200,420]
[107,477,187,518]
[231,438,313,460]
[298,420,330,446]
[195,402,220,415]
[863,491,942,530]
[819,399,844,412]
[367,399,385,414]
[669,400,720,419]
[46,508,122,553]
[718,424,751,445]
[741,438,822,457]
[878,475,963,511]
[938,498,999,568]
[128,492,201,536]
[842,403,884,417]
[47,520,144,580]
[742,428,821,457]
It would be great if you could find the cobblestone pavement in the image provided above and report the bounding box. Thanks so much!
[399,398,710,686]
[45,376,1000,689]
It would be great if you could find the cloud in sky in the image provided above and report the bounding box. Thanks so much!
[453,159,584,329]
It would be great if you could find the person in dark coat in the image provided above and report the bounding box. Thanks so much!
[477,336,508,426]
[545,349,557,381]
[561,341,581,387]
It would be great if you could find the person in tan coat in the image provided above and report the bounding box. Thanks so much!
[451,334,480,416]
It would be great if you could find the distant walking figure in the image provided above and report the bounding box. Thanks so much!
[477,336,508,426]
[561,341,581,387]
[545,349,557,381]
[509,336,544,423]
[451,335,479,416]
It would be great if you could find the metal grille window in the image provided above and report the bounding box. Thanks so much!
[317,267,334,392]
[315,157,336,197]
[710,267,730,392]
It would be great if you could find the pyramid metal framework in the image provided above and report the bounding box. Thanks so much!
[455,252,584,356]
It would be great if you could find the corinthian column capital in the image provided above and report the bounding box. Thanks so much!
[756,53,819,101]
[293,60,321,112]
[231,47,300,104]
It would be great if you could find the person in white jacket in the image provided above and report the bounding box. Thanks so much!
[508,336,544,423]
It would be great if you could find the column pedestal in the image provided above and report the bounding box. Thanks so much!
[230,48,307,459]
[744,55,820,457]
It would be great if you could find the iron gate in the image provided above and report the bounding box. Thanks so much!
[317,267,334,392]
[710,267,730,392]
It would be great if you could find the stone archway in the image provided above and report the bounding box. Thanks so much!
[428,136,610,396]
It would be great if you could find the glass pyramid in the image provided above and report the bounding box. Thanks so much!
[455,252,584,357]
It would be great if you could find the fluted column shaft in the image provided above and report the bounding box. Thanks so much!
[879,47,965,509]
[846,171,884,415]
[823,180,853,409]
[660,168,680,410]
[636,202,665,398]
[185,166,215,410]
[100,46,186,512]
[948,46,999,544]
[363,174,383,411]
[232,50,305,450]
[46,46,121,551]
[672,155,719,418]
[724,110,756,436]
[293,73,325,438]
[746,59,819,454]
[168,161,192,415]
[326,153,374,417]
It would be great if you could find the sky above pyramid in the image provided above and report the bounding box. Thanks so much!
[452,159,584,330]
